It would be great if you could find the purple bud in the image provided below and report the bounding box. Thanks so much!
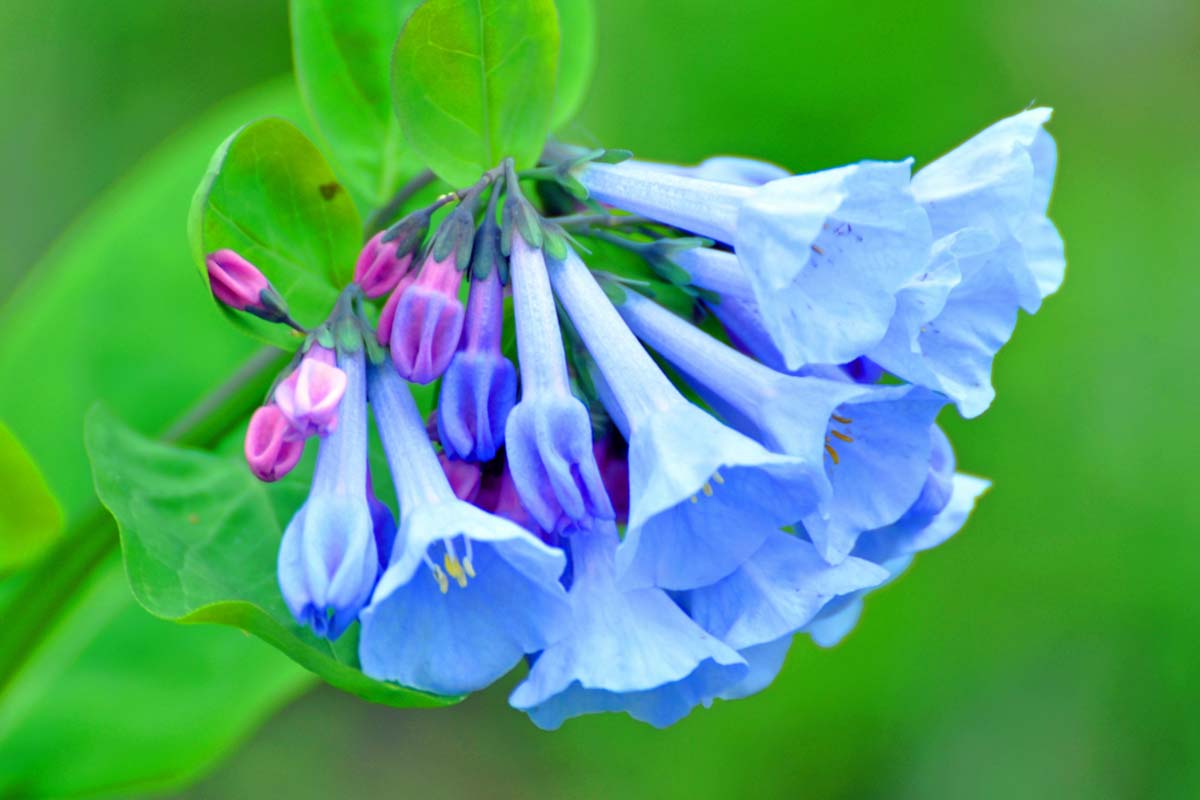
[436,268,517,461]
[274,346,348,439]
[355,232,416,299]
[438,453,483,502]
[206,249,287,321]
[475,462,541,537]
[244,405,305,482]
[389,255,465,384]
[365,469,397,567]
[594,435,631,524]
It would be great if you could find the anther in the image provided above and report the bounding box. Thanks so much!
[701,482,714,497]
[432,565,449,594]
[712,471,725,485]
[824,442,840,465]
[832,414,852,424]
[831,430,854,443]
[689,495,699,504]
[444,551,468,588]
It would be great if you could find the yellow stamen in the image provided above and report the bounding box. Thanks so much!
[462,556,476,579]
[831,430,854,443]
[432,566,449,594]
[701,482,714,497]
[812,245,825,255]
[824,442,840,465]
[690,495,699,504]
[444,552,467,588]
[712,471,725,485]
[832,414,852,425]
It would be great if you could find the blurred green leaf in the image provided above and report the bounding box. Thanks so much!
[391,0,561,185]
[0,421,62,572]
[290,0,426,214]
[189,117,362,347]
[550,0,595,128]
[86,405,460,710]
[0,79,316,797]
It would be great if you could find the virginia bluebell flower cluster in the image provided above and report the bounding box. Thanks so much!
[214,109,1063,728]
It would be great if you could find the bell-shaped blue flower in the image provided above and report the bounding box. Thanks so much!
[806,427,991,646]
[867,228,1021,417]
[638,155,789,186]
[911,107,1063,312]
[616,290,948,563]
[509,522,747,729]
[548,248,823,591]
[277,347,378,640]
[437,266,517,461]
[577,157,933,367]
[675,529,888,700]
[359,360,570,696]
[505,231,614,533]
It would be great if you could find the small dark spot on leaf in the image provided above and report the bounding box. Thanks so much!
[188,513,200,524]
[319,182,342,200]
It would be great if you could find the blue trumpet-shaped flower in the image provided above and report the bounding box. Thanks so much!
[505,231,614,533]
[806,427,991,647]
[577,157,933,367]
[548,248,823,591]
[639,155,789,186]
[676,529,888,700]
[437,265,518,461]
[509,522,747,729]
[616,291,947,563]
[277,347,378,640]
[359,360,570,696]
[911,107,1063,313]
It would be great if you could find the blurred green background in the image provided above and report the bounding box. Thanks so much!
[2,0,1197,797]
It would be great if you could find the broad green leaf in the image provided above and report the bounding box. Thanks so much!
[86,405,459,710]
[0,421,62,572]
[290,0,427,214]
[0,79,314,797]
[189,117,362,347]
[550,0,596,128]
[391,0,561,185]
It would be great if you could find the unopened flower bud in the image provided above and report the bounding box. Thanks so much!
[355,232,416,299]
[274,345,348,439]
[206,249,289,323]
[438,453,483,503]
[389,255,465,384]
[244,405,305,482]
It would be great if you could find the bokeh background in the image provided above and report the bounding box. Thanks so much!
[2,0,1198,797]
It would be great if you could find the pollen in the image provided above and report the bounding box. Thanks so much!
[444,552,468,588]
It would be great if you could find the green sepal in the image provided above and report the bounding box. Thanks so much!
[380,205,436,257]
[470,183,506,283]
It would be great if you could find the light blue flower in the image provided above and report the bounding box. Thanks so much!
[548,248,824,591]
[867,228,1021,417]
[806,427,990,647]
[617,290,948,563]
[359,360,570,696]
[911,107,1063,313]
[675,529,888,700]
[505,231,613,533]
[277,347,378,640]
[578,157,933,367]
[638,155,789,186]
[509,522,747,729]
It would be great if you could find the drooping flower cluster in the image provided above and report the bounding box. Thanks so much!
[209,109,1063,728]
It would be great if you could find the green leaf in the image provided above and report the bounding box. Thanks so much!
[189,117,362,347]
[0,421,62,572]
[0,79,315,797]
[550,0,596,128]
[290,0,427,214]
[86,405,459,710]
[391,0,561,185]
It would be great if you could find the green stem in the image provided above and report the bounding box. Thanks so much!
[364,169,437,237]
[550,212,653,230]
[0,345,288,699]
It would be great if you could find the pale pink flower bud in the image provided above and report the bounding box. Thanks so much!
[206,249,289,322]
[355,232,416,299]
[245,405,305,482]
[275,347,348,439]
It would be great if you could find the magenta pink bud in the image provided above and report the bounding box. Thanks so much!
[475,464,540,536]
[594,436,630,524]
[206,249,289,322]
[274,347,348,439]
[355,232,416,299]
[245,405,305,482]
[438,453,482,503]
[389,255,465,384]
